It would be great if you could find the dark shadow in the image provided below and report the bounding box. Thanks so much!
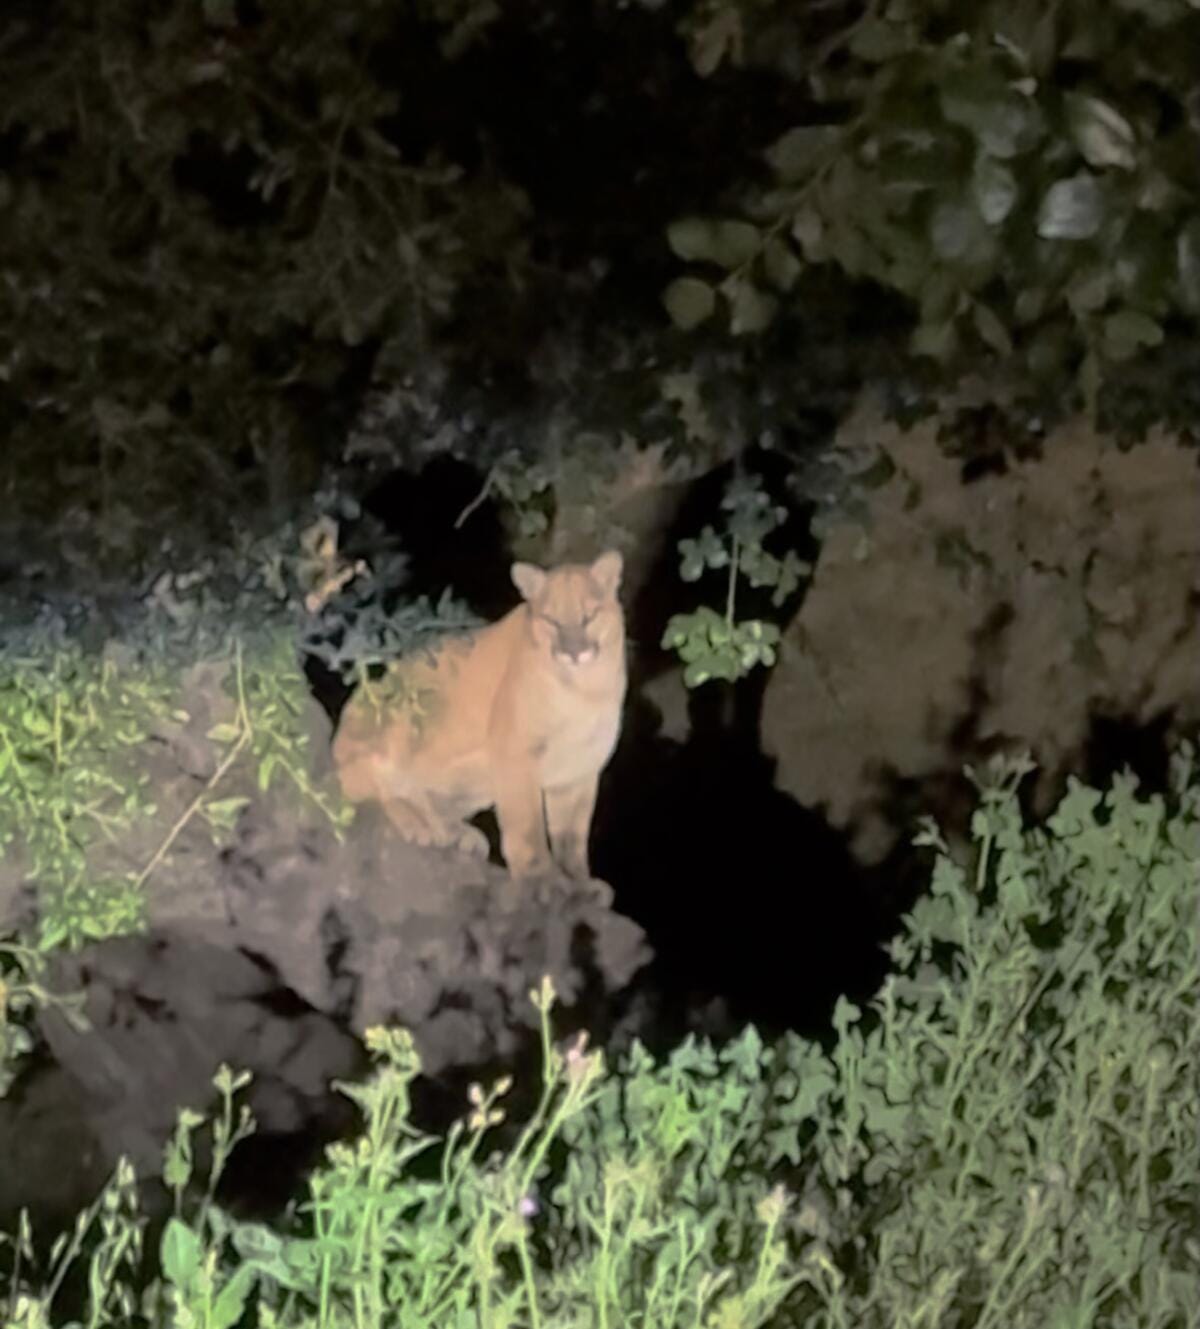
[592,690,896,1047]
[587,446,905,1044]
[1083,709,1177,796]
[356,454,518,622]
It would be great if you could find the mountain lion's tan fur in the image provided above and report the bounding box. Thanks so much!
[333,551,626,879]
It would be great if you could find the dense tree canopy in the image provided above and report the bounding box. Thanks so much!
[1,0,1196,575]
[661,0,1200,408]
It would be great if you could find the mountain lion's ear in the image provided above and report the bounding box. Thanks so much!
[590,549,623,597]
[512,562,547,602]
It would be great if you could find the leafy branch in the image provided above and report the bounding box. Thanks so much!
[660,0,1200,423]
[663,473,810,686]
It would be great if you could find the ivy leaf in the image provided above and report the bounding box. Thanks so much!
[1037,173,1105,240]
[662,277,716,331]
[1065,94,1136,171]
[1103,309,1164,360]
[972,154,1018,225]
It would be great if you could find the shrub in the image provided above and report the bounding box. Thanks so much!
[4,753,1196,1327]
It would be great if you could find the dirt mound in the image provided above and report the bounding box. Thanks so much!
[7,663,649,1218]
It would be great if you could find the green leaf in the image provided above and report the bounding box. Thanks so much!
[663,277,716,331]
[204,796,250,831]
[689,6,741,77]
[710,220,760,268]
[666,218,758,268]
[211,1263,257,1329]
[939,68,1042,159]
[1065,93,1136,171]
[1066,268,1111,315]
[1014,287,1046,323]
[972,301,1013,355]
[765,126,840,183]
[203,0,238,26]
[161,1218,203,1290]
[1037,174,1104,240]
[762,238,802,292]
[849,18,913,62]
[791,205,825,261]
[724,278,777,335]
[930,200,988,263]
[972,154,1018,225]
[1103,309,1164,360]
[1178,219,1200,314]
[23,710,50,737]
[1028,326,1070,377]
[911,319,959,361]
[831,995,861,1038]
[206,722,242,744]
[667,217,717,262]
[1078,350,1102,416]
[37,919,67,952]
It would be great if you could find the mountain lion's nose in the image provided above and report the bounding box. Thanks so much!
[557,629,595,663]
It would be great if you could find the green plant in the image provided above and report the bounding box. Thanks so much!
[0,549,354,956]
[456,448,556,541]
[663,472,810,685]
[3,1158,144,1329]
[0,942,88,1098]
[4,978,798,1329]
[5,751,1197,1326]
[562,749,1200,1327]
[0,638,170,952]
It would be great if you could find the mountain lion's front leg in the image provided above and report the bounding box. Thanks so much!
[495,765,555,878]
[544,772,598,879]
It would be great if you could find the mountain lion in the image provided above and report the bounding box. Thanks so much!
[333,551,626,880]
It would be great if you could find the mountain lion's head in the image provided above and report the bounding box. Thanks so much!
[512,551,624,671]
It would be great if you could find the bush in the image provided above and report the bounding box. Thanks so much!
[4,748,1196,1326]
